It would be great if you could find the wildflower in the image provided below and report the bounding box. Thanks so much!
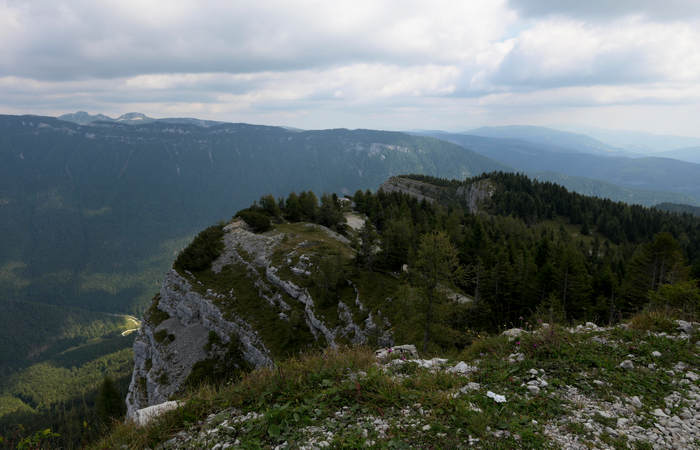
[388,348,393,353]
[533,343,538,348]
[516,341,520,345]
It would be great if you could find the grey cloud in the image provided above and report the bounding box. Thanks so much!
[508,0,700,21]
[0,1,445,81]
[490,45,662,90]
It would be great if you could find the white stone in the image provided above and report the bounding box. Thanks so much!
[629,396,643,409]
[620,360,634,370]
[131,400,181,426]
[447,361,478,375]
[375,344,418,361]
[651,351,662,358]
[685,371,699,382]
[675,320,693,334]
[652,408,668,418]
[507,352,525,363]
[502,328,525,341]
[527,385,540,395]
[487,391,507,403]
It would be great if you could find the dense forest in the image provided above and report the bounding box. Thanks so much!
[239,172,700,331]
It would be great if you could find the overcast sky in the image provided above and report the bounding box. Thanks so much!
[3,0,700,135]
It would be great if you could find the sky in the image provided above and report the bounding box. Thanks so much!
[2,0,700,135]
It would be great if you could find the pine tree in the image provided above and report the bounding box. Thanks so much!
[415,231,459,352]
[95,376,124,424]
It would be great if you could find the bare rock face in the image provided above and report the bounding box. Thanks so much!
[126,221,392,419]
[379,177,441,203]
[125,268,274,419]
[456,179,495,214]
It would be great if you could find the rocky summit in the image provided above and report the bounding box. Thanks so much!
[126,219,396,419]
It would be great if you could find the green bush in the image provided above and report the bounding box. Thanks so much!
[237,210,272,232]
[648,280,700,321]
[174,225,225,272]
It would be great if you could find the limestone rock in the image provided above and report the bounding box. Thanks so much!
[502,328,525,341]
[131,401,181,426]
[620,360,634,370]
[375,344,418,362]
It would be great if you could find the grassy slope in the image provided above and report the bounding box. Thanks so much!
[95,314,698,449]
[182,222,435,361]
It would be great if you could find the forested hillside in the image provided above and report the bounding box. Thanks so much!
[419,131,700,206]
[655,202,700,217]
[0,116,507,447]
[0,115,505,318]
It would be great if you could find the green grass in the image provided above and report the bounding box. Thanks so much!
[93,313,699,449]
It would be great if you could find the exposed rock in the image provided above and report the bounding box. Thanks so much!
[131,401,182,426]
[446,361,478,376]
[502,328,525,341]
[620,360,634,370]
[487,391,506,403]
[629,396,643,409]
[375,344,418,362]
[125,269,274,419]
[126,221,390,419]
[456,179,495,213]
[508,352,525,363]
[675,320,696,334]
[378,176,442,204]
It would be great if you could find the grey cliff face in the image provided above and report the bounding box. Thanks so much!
[125,268,274,419]
[378,177,439,204]
[456,179,494,213]
[126,221,392,419]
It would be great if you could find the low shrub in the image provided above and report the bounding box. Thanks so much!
[173,224,225,272]
[237,210,272,233]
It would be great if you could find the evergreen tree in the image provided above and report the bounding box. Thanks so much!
[95,376,124,424]
[415,231,459,352]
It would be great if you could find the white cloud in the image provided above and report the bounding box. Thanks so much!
[1,0,700,135]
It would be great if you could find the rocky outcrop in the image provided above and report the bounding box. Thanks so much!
[126,220,392,419]
[125,268,274,419]
[379,177,442,203]
[456,178,495,213]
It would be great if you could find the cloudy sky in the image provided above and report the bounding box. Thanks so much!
[2,0,700,134]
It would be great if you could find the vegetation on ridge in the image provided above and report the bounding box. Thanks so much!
[95,317,698,449]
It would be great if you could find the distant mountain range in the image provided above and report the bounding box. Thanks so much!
[651,147,700,165]
[654,202,700,217]
[0,114,505,315]
[58,111,224,127]
[418,130,700,206]
[560,125,700,154]
[465,125,624,156]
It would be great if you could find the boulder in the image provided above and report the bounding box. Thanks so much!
[502,328,525,341]
[131,401,181,426]
[375,344,418,362]
[620,360,634,370]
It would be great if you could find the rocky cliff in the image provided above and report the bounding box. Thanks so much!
[126,220,397,418]
[379,175,494,213]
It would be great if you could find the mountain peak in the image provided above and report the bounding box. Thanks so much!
[58,111,114,125]
[116,112,153,122]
